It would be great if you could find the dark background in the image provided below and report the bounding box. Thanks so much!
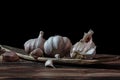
[0,3,120,55]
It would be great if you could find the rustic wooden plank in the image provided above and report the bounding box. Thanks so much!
[0,45,120,80]
[0,63,120,79]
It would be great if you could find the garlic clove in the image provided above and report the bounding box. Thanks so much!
[24,39,33,54]
[86,47,96,55]
[45,59,55,68]
[84,47,96,59]
[54,54,60,59]
[44,37,53,56]
[62,37,72,56]
[30,48,43,59]
[52,36,60,49]
[1,51,20,62]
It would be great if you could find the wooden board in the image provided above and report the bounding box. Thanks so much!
[0,45,120,80]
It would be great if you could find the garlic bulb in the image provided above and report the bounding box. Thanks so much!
[24,31,45,54]
[44,35,72,58]
[70,29,96,59]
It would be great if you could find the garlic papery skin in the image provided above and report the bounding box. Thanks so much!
[70,29,96,59]
[45,59,55,68]
[84,46,96,59]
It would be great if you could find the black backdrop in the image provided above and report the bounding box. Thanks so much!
[0,5,120,55]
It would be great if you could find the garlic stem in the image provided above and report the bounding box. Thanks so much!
[0,56,3,62]
[2,45,119,65]
[38,31,44,38]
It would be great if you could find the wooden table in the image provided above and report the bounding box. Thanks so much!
[0,46,120,80]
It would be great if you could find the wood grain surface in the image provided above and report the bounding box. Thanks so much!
[0,45,120,80]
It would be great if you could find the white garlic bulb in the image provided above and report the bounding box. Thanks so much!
[24,31,45,54]
[44,35,72,58]
[70,29,96,59]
